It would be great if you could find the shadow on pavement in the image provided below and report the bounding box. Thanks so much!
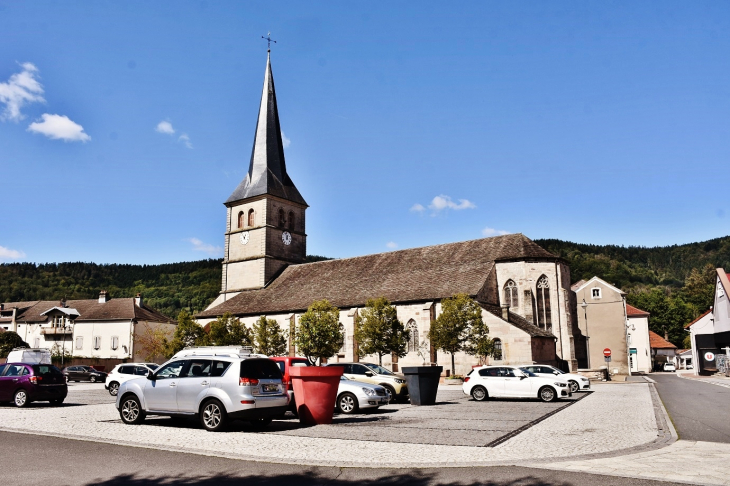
[88,471,574,486]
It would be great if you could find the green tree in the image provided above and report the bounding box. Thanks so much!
[0,331,29,358]
[463,317,493,365]
[294,299,342,366]
[681,264,716,316]
[429,294,483,375]
[134,324,169,362]
[628,288,694,347]
[166,310,207,357]
[253,316,288,356]
[355,297,409,366]
[208,312,253,347]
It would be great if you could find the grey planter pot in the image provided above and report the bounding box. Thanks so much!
[401,366,443,406]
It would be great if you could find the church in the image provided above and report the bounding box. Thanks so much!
[197,52,581,375]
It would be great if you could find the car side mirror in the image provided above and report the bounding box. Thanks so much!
[519,375,527,380]
[553,371,559,375]
[365,371,374,377]
[147,371,156,380]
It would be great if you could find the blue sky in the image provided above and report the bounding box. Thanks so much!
[1,1,728,265]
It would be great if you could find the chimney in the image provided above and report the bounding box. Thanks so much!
[0,303,4,311]
[60,298,66,308]
[501,304,510,322]
[99,290,109,304]
[134,293,143,307]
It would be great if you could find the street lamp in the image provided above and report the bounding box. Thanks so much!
[581,299,590,368]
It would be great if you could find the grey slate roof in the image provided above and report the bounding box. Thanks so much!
[198,233,559,318]
[226,53,307,207]
[1,298,174,324]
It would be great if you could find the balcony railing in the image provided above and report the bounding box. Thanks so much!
[41,327,72,335]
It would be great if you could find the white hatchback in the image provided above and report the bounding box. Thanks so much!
[519,364,590,393]
[463,365,570,402]
[105,363,160,396]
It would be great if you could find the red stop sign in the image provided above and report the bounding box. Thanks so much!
[603,348,612,357]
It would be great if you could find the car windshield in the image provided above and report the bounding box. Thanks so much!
[553,368,565,374]
[520,369,537,377]
[146,364,159,370]
[363,364,394,375]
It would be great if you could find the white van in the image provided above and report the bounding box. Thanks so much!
[6,348,52,365]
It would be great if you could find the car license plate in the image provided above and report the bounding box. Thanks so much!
[262,384,278,392]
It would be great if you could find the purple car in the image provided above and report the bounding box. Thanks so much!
[0,363,68,407]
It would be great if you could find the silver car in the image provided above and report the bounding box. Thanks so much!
[115,347,289,431]
[336,375,389,414]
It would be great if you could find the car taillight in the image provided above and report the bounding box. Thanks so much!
[30,376,42,383]
[464,377,470,383]
[239,377,259,386]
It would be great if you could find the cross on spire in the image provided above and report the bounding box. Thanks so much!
[262,32,276,51]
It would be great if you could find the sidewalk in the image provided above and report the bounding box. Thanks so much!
[676,371,730,389]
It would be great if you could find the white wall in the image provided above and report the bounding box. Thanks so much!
[627,316,651,373]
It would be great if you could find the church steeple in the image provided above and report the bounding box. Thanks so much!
[226,52,307,207]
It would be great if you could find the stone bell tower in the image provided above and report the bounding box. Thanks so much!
[212,51,307,307]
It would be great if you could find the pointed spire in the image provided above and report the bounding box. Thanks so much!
[226,53,307,206]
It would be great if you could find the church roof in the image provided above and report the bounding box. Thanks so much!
[198,233,559,318]
[226,53,307,207]
[2,298,174,324]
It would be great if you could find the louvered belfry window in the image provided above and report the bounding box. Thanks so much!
[503,280,518,308]
[536,275,552,331]
[407,319,418,353]
[247,209,255,227]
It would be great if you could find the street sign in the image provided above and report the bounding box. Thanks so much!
[603,348,611,357]
[604,356,612,362]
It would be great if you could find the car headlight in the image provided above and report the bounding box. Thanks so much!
[555,382,567,387]
[394,379,406,384]
[362,387,376,397]
[581,378,589,382]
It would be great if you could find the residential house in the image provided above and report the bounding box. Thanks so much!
[649,331,677,371]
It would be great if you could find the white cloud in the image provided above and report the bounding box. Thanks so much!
[186,238,222,257]
[0,62,45,122]
[482,227,510,237]
[429,195,476,212]
[27,113,91,142]
[0,245,26,260]
[155,120,175,134]
[410,203,426,213]
[178,133,193,149]
[281,131,291,149]
[386,241,398,249]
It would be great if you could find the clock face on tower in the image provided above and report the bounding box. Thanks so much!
[282,231,292,246]
[239,231,250,245]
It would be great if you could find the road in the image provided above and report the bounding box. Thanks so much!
[0,430,671,486]
[652,372,730,443]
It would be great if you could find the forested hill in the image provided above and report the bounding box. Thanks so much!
[0,255,331,319]
[535,236,730,290]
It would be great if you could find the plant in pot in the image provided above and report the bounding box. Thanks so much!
[290,299,344,425]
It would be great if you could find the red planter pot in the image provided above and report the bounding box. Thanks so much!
[289,365,343,425]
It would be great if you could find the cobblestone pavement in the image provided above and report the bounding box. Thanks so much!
[0,383,661,468]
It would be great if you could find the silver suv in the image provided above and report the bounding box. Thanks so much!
[115,346,289,431]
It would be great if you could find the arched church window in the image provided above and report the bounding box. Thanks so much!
[503,280,518,308]
[493,338,502,360]
[339,323,346,354]
[536,275,552,331]
[407,319,418,353]
[237,211,244,229]
[288,211,295,230]
[247,209,255,227]
[279,208,286,227]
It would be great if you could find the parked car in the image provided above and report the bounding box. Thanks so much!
[0,362,67,407]
[270,356,311,414]
[336,375,389,414]
[116,346,288,431]
[6,348,52,365]
[663,362,676,372]
[63,365,108,383]
[518,364,590,393]
[105,363,160,396]
[325,362,409,402]
[463,365,570,402]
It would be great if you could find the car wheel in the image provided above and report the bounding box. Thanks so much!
[382,385,396,403]
[539,386,557,402]
[89,376,97,383]
[337,392,359,414]
[13,389,29,408]
[200,399,227,432]
[108,382,120,396]
[568,380,579,394]
[249,417,272,428]
[119,394,146,424]
[50,398,64,406]
[471,385,488,402]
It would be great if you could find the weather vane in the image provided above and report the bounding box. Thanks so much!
[262,32,277,51]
